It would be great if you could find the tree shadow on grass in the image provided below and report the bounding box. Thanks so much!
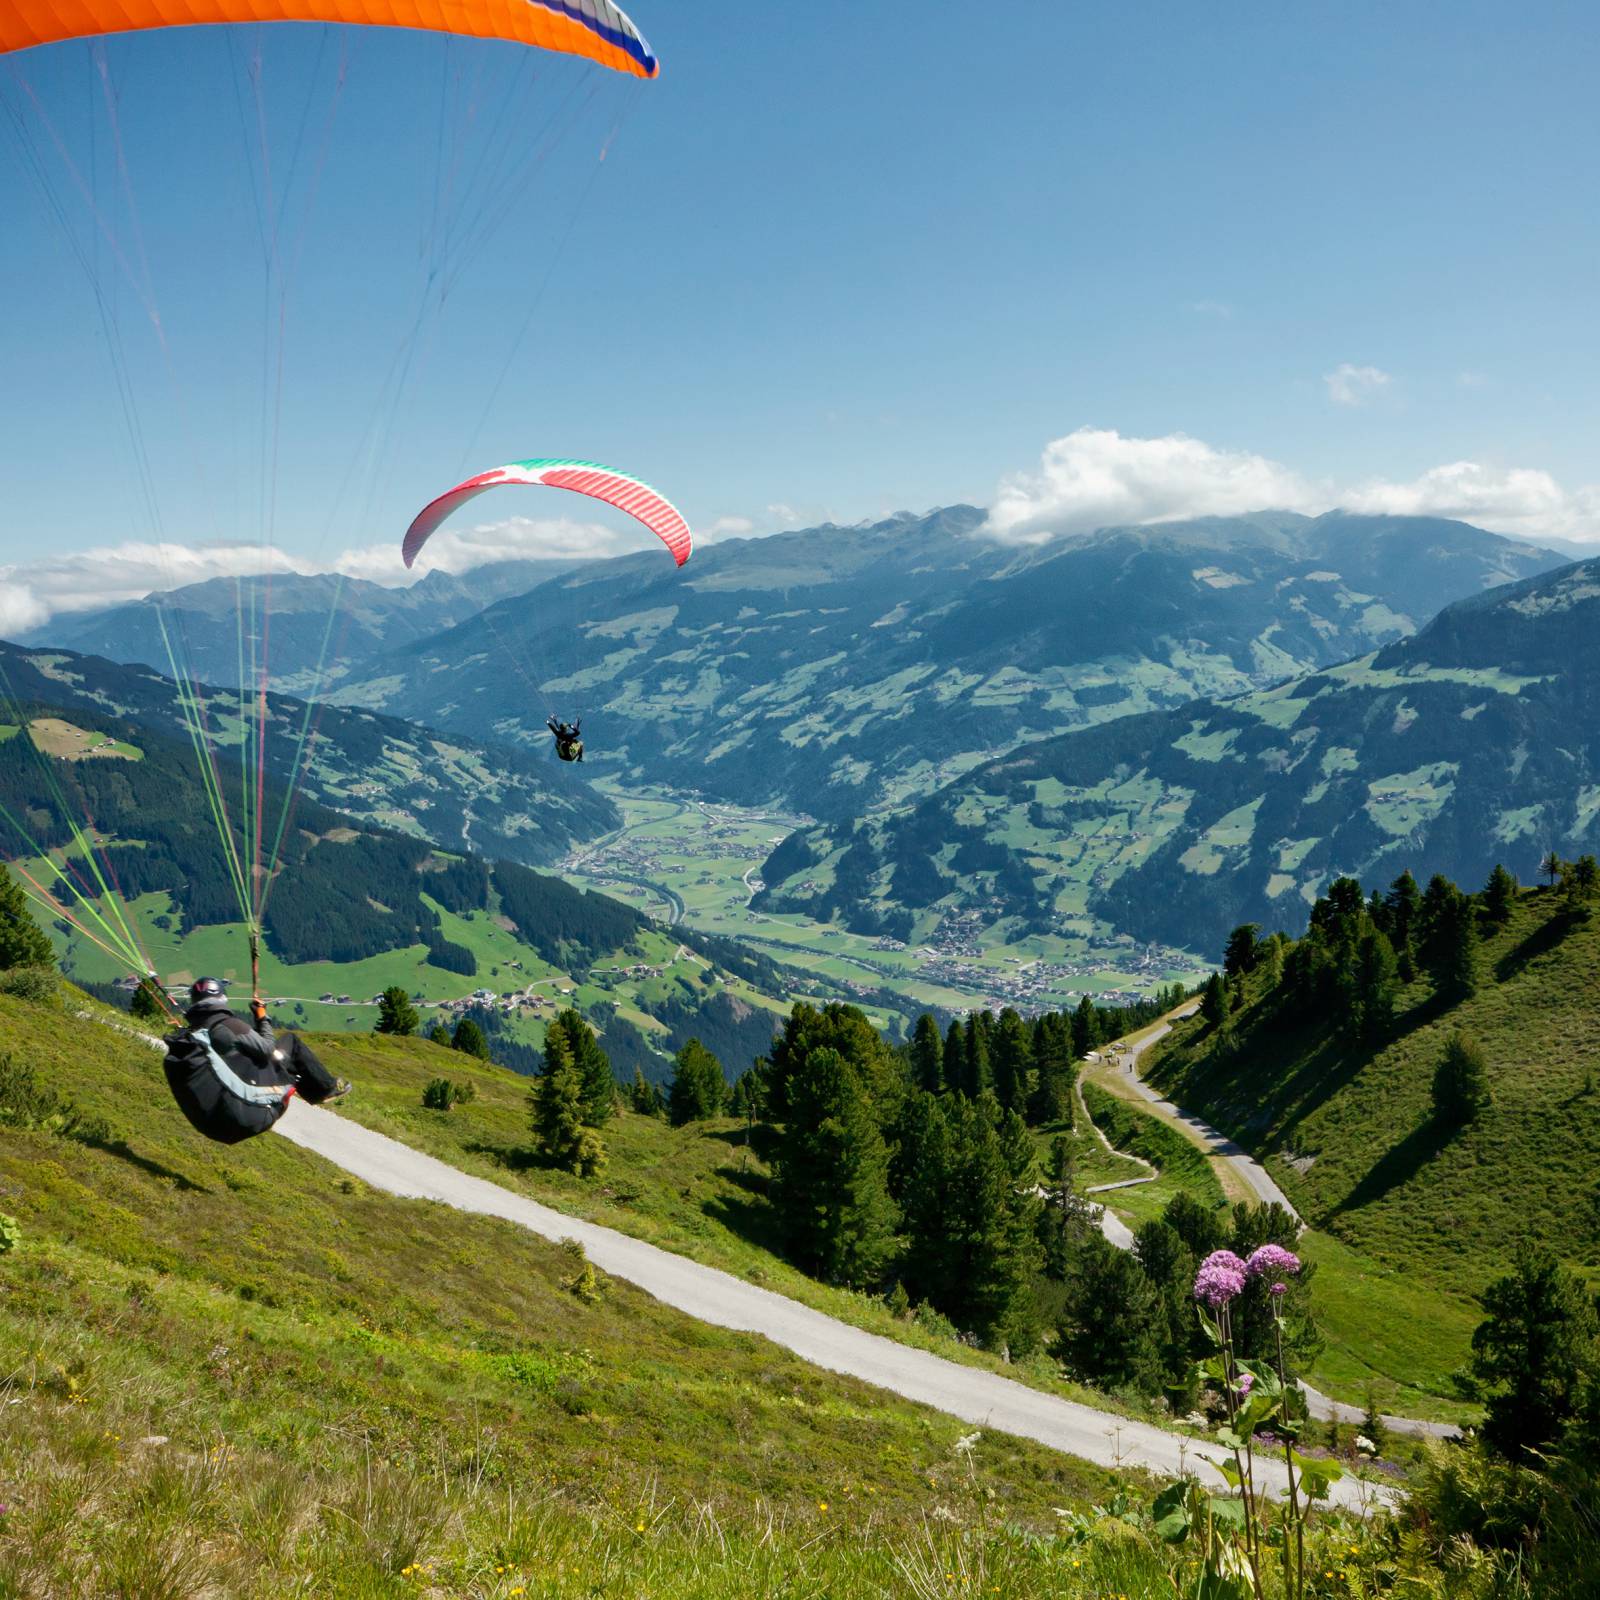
[1325,1118,1454,1225]
[463,1137,546,1174]
[703,1123,779,1162]
[1495,911,1573,983]
[75,1132,210,1193]
[702,1168,787,1258]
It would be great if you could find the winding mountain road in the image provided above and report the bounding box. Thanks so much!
[1088,1012,1459,1441]
[274,1096,1385,1512]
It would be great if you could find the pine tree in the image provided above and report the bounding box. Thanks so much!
[547,1009,615,1125]
[942,1019,965,1097]
[1349,926,1398,1041]
[1028,1016,1074,1127]
[1543,850,1565,888]
[991,1008,1031,1116]
[667,1037,725,1125]
[129,981,166,1023]
[426,1018,451,1045]
[0,867,53,971]
[1385,870,1422,982]
[1562,855,1600,920]
[531,1027,596,1174]
[909,1013,945,1093]
[962,1013,993,1099]
[1055,1232,1166,1398]
[770,1046,898,1288]
[451,1018,491,1060]
[1481,862,1518,925]
[1435,888,1480,1001]
[1223,923,1261,977]
[1472,1251,1600,1462]
[375,986,419,1036]
[1070,993,1097,1059]
[1201,971,1228,1028]
[1433,1031,1491,1126]
[630,1065,664,1117]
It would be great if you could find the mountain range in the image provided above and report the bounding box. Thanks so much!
[322,507,1562,820]
[757,556,1600,956]
[22,561,570,695]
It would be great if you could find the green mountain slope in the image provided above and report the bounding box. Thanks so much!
[1145,886,1600,1299]
[19,562,565,694]
[0,697,795,1077]
[0,985,1117,1597]
[761,556,1600,957]
[0,639,616,867]
[338,509,1560,820]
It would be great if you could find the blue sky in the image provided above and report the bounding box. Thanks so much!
[2,0,1597,617]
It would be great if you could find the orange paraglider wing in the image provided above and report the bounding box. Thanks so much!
[0,0,660,78]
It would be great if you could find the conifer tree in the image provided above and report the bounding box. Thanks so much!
[1223,923,1261,977]
[375,987,419,1036]
[667,1037,725,1125]
[942,1019,966,1098]
[1070,993,1097,1059]
[1472,1251,1600,1461]
[547,1008,615,1125]
[962,1012,993,1098]
[426,1017,451,1045]
[1201,971,1228,1027]
[991,1008,1031,1116]
[451,1018,491,1060]
[531,1027,601,1175]
[1028,1015,1074,1126]
[1434,887,1480,1001]
[770,1046,898,1288]
[1348,925,1399,1041]
[1433,1031,1491,1126]
[0,867,54,972]
[909,1013,945,1094]
[1481,862,1518,925]
[1562,855,1600,920]
[1385,870,1422,981]
[129,980,166,1023]
[1542,850,1565,888]
[1055,1232,1165,1397]
[630,1065,664,1117]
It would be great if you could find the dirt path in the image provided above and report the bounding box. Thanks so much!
[1088,1010,1457,1441]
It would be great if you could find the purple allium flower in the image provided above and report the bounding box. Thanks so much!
[1194,1249,1248,1307]
[1245,1244,1301,1283]
[1269,1282,1288,1297]
[1234,1371,1255,1397]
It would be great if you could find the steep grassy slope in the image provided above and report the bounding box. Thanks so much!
[0,986,1135,1597]
[1145,888,1600,1298]
[340,510,1558,820]
[762,555,1600,957]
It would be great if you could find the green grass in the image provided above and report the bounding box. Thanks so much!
[1146,888,1600,1299]
[325,1031,1145,1417]
[1080,1082,1227,1212]
[0,984,1170,1595]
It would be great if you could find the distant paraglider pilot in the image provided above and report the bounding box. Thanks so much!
[162,977,351,1144]
[547,715,584,763]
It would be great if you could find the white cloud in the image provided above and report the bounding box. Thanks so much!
[333,515,643,585]
[1343,461,1600,543]
[1191,299,1234,319]
[703,516,755,539]
[0,583,48,636]
[1324,362,1392,407]
[0,540,305,634]
[984,427,1316,543]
